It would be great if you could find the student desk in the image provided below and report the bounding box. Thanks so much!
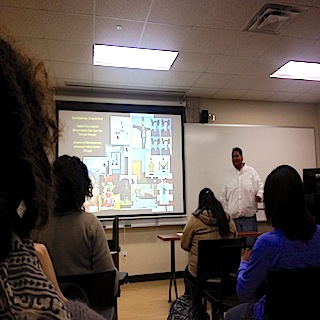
[157,231,263,302]
[157,234,180,302]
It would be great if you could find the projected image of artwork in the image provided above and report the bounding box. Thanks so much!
[58,109,184,216]
[132,115,152,149]
[159,182,170,205]
[110,116,130,145]
[132,183,157,208]
[83,157,109,175]
[111,152,120,169]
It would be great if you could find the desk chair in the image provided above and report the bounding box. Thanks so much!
[187,237,245,320]
[57,270,117,320]
[263,267,320,320]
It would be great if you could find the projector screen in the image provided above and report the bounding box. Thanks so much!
[56,101,185,217]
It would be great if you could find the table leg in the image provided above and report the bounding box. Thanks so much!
[168,240,178,302]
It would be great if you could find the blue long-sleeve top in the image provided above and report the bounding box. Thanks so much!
[237,225,320,320]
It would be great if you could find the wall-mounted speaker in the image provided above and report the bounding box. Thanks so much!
[200,110,209,123]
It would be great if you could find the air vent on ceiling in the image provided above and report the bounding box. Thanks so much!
[243,2,308,34]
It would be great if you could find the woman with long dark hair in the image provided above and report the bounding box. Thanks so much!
[225,165,320,320]
[181,187,237,293]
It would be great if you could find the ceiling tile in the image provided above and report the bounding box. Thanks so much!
[206,55,254,74]
[0,7,43,38]
[182,27,237,54]
[37,0,94,14]
[95,0,152,20]
[40,11,93,42]
[52,61,92,80]
[140,23,191,51]
[128,69,166,85]
[214,88,248,99]
[93,66,131,83]
[171,52,215,73]
[161,71,200,87]
[48,40,92,63]
[94,17,144,47]
[148,0,205,26]
[194,73,233,88]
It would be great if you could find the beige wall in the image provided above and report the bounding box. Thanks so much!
[105,225,189,276]
[106,98,320,277]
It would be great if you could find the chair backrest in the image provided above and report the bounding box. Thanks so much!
[196,237,245,319]
[57,269,116,310]
[197,237,246,282]
[107,215,129,289]
[107,216,120,269]
[264,267,320,320]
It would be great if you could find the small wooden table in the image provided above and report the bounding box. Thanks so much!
[238,231,263,237]
[157,234,181,302]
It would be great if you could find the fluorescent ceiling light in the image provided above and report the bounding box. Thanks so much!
[93,45,179,71]
[270,60,320,81]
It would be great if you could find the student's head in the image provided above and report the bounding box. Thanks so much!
[0,37,58,261]
[198,188,216,209]
[232,147,243,170]
[53,155,93,214]
[196,188,230,238]
[264,165,316,240]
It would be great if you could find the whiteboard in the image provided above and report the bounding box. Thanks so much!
[184,124,317,221]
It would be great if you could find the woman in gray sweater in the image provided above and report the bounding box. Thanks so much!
[34,155,119,295]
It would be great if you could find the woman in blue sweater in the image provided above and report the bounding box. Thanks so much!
[225,164,320,320]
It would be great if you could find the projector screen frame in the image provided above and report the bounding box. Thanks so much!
[55,100,186,219]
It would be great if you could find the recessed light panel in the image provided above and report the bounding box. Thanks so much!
[270,60,320,81]
[93,45,179,71]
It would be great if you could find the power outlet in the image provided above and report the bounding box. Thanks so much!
[123,251,127,257]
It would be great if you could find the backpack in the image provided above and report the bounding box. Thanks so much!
[167,294,195,320]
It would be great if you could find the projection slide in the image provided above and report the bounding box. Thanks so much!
[57,108,184,217]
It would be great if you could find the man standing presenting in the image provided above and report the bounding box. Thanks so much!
[220,147,264,245]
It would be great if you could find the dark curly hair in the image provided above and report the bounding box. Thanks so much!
[194,187,231,238]
[0,36,58,262]
[53,155,93,215]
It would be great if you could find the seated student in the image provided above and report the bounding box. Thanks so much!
[0,35,105,319]
[180,188,237,293]
[225,165,320,320]
[33,155,119,295]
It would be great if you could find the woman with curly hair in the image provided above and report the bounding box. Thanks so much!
[0,36,105,319]
[34,155,119,295]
